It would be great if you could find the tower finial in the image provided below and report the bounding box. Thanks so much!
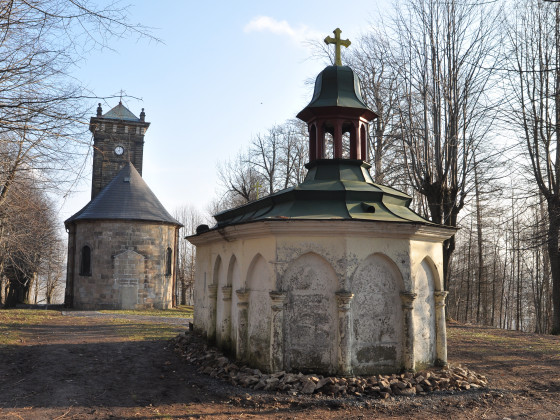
[324,28,351,66]
[119,89,124,105]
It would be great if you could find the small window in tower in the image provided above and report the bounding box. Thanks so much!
[101,124,105,131]
[124,126,129,133]
[80,245,92,276]
[113,124,117,133]
[136,126,140,134]
[165,247,172,276]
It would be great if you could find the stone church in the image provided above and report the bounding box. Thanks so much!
[64,102,181,310]
[189,30,455,375]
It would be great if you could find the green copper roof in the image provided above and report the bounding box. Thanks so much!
[213,160,432,228]
[296,66,377,121]
[102,102,140,121]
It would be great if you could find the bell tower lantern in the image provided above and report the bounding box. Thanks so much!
[296,28,377,163]
[89,102,151,199]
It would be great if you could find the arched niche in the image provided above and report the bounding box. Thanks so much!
[227,255,239,287]
[282,252,338,374]
[413,257,437,366]
[246,254,273,370]
[227,255,241,351]
[212,255,222,286]
[216,255,233,347]
[351,253,404,374]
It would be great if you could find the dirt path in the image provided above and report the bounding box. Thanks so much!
[0,314,559,419]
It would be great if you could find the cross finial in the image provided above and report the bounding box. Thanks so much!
[324,28,351,66]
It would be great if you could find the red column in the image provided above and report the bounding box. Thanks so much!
[333,119,343,158]
[317,122,325,159]
[350,123,357,159]
[309,124,317,161]
[360,123,367,161]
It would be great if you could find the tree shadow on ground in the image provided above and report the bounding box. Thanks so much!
[0,322,232,410]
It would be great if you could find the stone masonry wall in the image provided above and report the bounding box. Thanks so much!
[70,220,177,310]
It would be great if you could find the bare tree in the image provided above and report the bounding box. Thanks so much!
[1,175,61,307]
[504,0,560,333]
[217,119,308,211]
[173,205,205,305]
[347,31,403,185]
[216,151,265,210]
[0,1,156,304]
[389,0,501,290]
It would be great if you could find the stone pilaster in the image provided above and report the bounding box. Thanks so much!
[221,286,233,350]
[335,291,354,376]
[269,291,287,372]
[400,291,417,372]
[235,289,250,362]
[207,284,218,343]
[434,291,449,366]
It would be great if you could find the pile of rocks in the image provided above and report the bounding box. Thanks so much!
[171,332,488,398]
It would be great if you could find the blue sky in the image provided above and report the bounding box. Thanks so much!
[61,0,391,222]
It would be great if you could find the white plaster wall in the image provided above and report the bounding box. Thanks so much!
[282,253,338,374]
[351,254,404,374]
[347,237,413,291]
[247,254,273,370]
[190,221,451,374]
[215,256,228,346]
[413,259,436,366]
[410,240,444,290]
[192,247,210,334]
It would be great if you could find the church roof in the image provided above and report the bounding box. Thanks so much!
[212,160,435,229]
[102,102,141,121]
[65,163,181,226]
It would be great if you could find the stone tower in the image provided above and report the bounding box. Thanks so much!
[64,102,181,310]
[89,102,150,199]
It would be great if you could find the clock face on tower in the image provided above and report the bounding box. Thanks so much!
[114,146,124,156]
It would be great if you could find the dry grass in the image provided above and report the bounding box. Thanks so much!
[99,305,193,319]
[0,309,62,346]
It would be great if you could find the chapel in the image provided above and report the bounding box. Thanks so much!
[64,102,181,310]
[189,29,455,376]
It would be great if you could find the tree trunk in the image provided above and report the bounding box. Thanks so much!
[475,164,484,324]
[547,201,560,334]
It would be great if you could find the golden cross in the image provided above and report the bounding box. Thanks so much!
[324,28,351,66]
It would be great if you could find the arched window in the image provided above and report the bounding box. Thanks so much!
[165,247,172,276]
[80,246,92,276]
